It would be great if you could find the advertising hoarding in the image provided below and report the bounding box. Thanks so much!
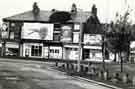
[22,23,54,40]
[84,34,102,45]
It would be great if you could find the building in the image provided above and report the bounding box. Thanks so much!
[82,5,105,62]
[130,41,135,62]
[1,3,108,62]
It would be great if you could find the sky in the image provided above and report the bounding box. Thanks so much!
[0,0,135,23]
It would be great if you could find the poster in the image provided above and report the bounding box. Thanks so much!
[22,23,54,40]
[61,25,72,42]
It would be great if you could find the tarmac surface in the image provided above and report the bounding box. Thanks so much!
[0,58,120,89]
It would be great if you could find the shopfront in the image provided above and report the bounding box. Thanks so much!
[23,43,43,58]
[83,45,102,61]
[49,46,62,59]
[63,45,79,60]
[5,42,19,56]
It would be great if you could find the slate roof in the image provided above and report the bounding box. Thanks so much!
[83,15,104,34]
[83,24,104,34]
[3,10,91,23]
[3,9,104,34]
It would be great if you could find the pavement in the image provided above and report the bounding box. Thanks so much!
[0,58,122,89]
[73,76,122,89]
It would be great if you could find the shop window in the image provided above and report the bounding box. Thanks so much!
[31,45,42,56]
[50,49,54,53]
[55,50,59,53]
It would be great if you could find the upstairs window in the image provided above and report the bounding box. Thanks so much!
[74,24,80,31]
[53,33,61,41]
[54,24,61,31]
[10,23,21,40]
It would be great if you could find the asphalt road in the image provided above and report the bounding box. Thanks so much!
[0,58,115,89]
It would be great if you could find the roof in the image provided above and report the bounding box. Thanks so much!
[3,10,91,23]
[83,24,104,34]
[83,14,104,34]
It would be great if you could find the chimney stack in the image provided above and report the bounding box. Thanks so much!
[71,3,77,19]
[32,2,40,16]
[91,4,97,16]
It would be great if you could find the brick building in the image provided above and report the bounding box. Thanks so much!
[1,3,109,62]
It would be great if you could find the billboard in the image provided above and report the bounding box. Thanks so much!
[84,34,102,45]
[22,23,54,40]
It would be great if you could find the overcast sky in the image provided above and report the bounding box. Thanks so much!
[0,0,135,23]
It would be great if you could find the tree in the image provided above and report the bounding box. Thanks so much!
[106,9,133,72]
[49,11,71,23]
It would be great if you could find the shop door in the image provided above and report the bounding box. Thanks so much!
[44,47,49,58]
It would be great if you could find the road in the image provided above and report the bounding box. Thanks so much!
[0,58,116,89]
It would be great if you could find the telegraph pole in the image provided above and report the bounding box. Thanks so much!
[102,0,109,71]
[102,30,106,71]
[77,23,83,72]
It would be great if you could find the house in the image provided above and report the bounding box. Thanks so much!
[130,41,135,62]
[82,5,105,62]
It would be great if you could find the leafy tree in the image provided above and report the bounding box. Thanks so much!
[106,9,133,72]
[49,11,71,23]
